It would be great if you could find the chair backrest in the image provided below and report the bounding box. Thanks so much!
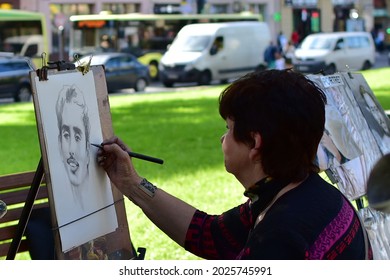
[0,171,48,259]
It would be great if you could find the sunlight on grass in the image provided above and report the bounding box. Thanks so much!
[0,103,36,125]
[361,68,390,110]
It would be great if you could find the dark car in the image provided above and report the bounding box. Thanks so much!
[78,52,150,92]
[0,54,34,102]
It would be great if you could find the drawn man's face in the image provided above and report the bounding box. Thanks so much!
[59,100,90,187]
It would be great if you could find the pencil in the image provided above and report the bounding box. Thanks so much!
[91,143,164,165]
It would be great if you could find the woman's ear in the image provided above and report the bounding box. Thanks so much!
[249,133,262,161]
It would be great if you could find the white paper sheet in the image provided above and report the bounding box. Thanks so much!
[35,71,118,252]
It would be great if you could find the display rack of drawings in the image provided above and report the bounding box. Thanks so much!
[308,72,390,260]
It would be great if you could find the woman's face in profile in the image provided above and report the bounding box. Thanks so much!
[221,118,252,182]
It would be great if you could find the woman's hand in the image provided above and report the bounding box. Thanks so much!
[97,136,142,196]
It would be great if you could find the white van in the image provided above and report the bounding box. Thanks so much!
[293,32,375,74]
[159,21,271,87]
[4,35,44,58]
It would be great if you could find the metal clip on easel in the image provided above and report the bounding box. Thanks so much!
[74,54,93,75]
[36,52,76,81]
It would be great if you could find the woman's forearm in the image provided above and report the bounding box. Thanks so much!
[125,178,197,247]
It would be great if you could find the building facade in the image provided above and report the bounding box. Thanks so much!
[2,0,389,59]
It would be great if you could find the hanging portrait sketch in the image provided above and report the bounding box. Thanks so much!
[308,73,386,200]
[33,70,118,253]
[341,72,390,156]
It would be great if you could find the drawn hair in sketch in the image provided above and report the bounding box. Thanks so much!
[55,85,91,188]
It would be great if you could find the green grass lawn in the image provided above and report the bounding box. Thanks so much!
[0,67,389,260]
[361,67,390,109]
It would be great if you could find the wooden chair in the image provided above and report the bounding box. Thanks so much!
[0,170,48,259]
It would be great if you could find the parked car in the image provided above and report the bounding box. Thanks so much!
[0,54,34,102]
[293,32,375,74]
[78,52,150,92]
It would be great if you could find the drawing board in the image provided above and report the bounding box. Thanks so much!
[30,65,134,259]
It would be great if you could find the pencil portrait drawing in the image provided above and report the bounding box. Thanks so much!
[34,71,118,252]
[56,85,91,209]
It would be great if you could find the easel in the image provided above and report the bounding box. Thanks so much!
[7,59,143,260]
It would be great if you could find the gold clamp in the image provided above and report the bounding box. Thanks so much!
[74,54,93,75]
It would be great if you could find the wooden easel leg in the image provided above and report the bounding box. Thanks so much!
[6,158,44,260]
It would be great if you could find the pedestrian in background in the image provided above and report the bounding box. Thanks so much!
[263,41,277,69]
[283,40,296,68]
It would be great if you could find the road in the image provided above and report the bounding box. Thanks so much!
[374,51,389,69]
[0,52,389,104]
[145,50,389,94]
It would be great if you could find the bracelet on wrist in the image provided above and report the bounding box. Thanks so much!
[138,178,157,197]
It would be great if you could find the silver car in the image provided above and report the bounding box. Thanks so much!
[78,52,150,92]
